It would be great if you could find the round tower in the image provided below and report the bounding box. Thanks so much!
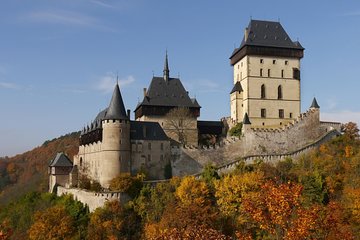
[100,83,131,188]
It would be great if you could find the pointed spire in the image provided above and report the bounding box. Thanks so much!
[310,97,320,109]
[163,50,169,82]
[243,112,251,125]
[104,83,128,120]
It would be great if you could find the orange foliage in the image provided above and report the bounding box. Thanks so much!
[28,205,75,240]
[147,225,231,240]
[0,220,12,240]
[243,180,316,239]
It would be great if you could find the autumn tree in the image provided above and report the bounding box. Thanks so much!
[87,200,141,240]
[175,176,210,206]
[147,224,231,240]
[109,173,143,198]
[341,122,359,140]
[164,107,194,145]
[242,180,318,240]
[214,171,264,217]
[0,220,12,240]
[28,205,75,240]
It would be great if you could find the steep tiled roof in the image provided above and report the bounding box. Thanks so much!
[135,77,201,109]
[243,113,251,125]
[310,97,320,109]
[49,152,73,167]
[230,20,304,59]
[104,83,128,120]
[230,82,243,94]
[130,121,168,141]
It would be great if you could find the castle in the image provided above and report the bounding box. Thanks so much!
[49,19,341,209]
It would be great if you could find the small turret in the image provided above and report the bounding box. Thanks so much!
[243,112,251,125]
[310,97,320,109]
[163,51,170,82]
[242,112,251,134]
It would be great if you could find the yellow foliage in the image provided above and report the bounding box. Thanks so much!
[345,145,353,158]
[214,171,264,216]
[343,187,360,223]
[175,176,209,206]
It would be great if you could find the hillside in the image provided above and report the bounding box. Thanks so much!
[0,124,359,239]
[0,132,80,205]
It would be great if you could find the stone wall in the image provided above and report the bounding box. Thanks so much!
[243,108,324,155]
[57,186,130,212]
[175,108,341,176]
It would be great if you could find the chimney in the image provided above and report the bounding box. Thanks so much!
[143,88,147,97]
[127,109,131,119]
[244,27,249,41]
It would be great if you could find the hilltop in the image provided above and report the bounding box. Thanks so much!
[0,132,80,205]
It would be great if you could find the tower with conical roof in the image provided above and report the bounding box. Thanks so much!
[230,19,304,128]
[100,82,131,187]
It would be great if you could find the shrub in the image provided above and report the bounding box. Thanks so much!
[229,123,243,137]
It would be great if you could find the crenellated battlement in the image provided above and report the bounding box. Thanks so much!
[250,108,318,134]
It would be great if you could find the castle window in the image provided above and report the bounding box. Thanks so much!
[237,65,239,69]
[241,62,243,67]
[285,60,288,65]
[268,69,271,77]
[260,59,263,64]
[279,109,284,119]
[290,113,293,118]
[293,68,300,80]
[281,69,284,78]
[80,157,83,167]
[261,109,266,118]
[273,60,276,64]
[148,154,151,162]
[261,84,266,99]
[148,142,151,150]
[240,72,242,79]
[260,69,263,77]
[278,85,283,99]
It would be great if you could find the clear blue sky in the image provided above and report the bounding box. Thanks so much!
[1,0,360,157]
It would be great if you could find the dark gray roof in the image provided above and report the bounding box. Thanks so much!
[135,77,201,110]
[310,97,320,109]
[231,20,304,58]
[94,108,107,122]
[49,152,73,167]
[243,113,251,125]
[104,83,128,120]
[230,82,243,94]
[130,121,168,141]
[198,120,223,135]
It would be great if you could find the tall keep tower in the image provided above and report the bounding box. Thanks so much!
[100,83,131,187]
[229,20,304,127]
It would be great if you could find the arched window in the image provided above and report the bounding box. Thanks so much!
[261,84,266,99]
[278,85,283,99]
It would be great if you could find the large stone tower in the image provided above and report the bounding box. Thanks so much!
[100,83,131,187]
[229,20,304,127]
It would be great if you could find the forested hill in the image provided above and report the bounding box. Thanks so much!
[0,132,80,205]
